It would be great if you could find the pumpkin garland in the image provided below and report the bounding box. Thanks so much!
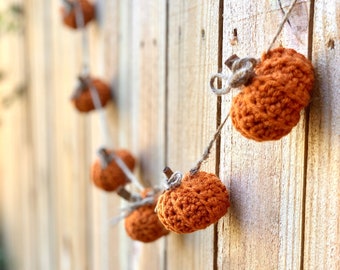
[59,0,314,244]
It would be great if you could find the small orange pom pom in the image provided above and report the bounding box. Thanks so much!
[230,47,314,141]
[71,77,111,113]
[91,149,135,192]
[156,171,230,234]
[61,0,95,29]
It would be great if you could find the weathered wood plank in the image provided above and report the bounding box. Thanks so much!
[0,2,30,269]
[304,0,340,269]
[49,0,93,269]
[128,1,167,269]
[166,1,220,269]
[218,1,311,269]
[24,0,57,268]
[87,1,123,270]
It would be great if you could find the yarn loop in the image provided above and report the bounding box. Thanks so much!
[230,47,314,141]
[210,55,258,96]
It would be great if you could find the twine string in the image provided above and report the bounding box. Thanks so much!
[267,0,299,52]
[210,56,257,96]
[210,0,298,96]
[73,1,145,192]
[163,171,183,190]
[197,0,299,176]
[109,152,145,191]
[190,112,230,175]
[110,196,155,226]
[62,0,73,13]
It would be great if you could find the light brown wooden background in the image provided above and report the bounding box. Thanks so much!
[0,0,339,269]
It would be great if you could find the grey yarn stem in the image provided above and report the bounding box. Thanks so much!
[267,0,298,52]
[162,167,183,190]
[74,1,90,72]
[190,112,230,175]
[116,186,142,202]
[109,196,155,226]
[210,56,257,96]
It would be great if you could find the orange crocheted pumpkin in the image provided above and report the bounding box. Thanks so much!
[230,47,314,141]
[71,77,111,113]
[61,0,95,29]
[124,202,170,243]
[156,171,230,234]
[91,149,135,192]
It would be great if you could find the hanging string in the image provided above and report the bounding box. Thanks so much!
[72,0,145,191]
[187,0,300,177]
[109,196,155,226]
[209,56,258,96]
[209,0,298,96]
[190,112,230,175]
[267,0,298,52]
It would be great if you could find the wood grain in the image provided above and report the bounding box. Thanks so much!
[218,1,312,269]
[87,1,124,269]
[1,1,339,269]
[166,1,220,269]
[304,0,340,269]
[128,1,167,269]
[0,1,31,269]
[47,0,91,269]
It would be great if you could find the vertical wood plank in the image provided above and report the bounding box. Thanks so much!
[87,0,123,269]
[304,0,340,269]
[25,0,56,268]
[166,1,220,269]
[50,0,93,269]
[0,1,30,269]
[116,1,139,269]
[218,1,312,269]
[128,1,167,269]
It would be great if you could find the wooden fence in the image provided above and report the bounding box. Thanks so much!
[0,0,339,269]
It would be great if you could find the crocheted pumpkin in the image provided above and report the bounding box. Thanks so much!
[156,171,230,234]
[230,47,314,141]
[71,77,111,113]
[61,0,95,29]
[124,202,170,243]
[91,149,135,192]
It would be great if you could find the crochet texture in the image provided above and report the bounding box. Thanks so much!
[156,171,230,234]
[91,149,135,192]
[125,204,169,243]
[230,47,314,141]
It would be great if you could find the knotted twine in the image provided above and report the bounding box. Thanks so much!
[230,47,314,141]
[209,0,314,141]
[61,0,168,243]
[124,189,170,242]
[156,0,307,234]
[68,0,145,191]
[156,170,230,234]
